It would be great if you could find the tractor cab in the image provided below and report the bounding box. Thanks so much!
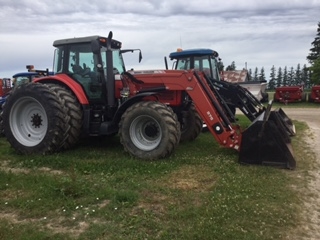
[53,36,125,101]
[169,48,221,81]
[12,67,54,87]
[52,35,142,105]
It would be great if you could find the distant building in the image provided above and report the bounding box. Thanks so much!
[220,70,268,102]
[221,70,250,83]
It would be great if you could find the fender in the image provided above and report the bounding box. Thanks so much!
[112,92,159,124]
[33,74,89,104]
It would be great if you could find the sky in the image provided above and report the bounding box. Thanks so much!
[0,0,319,81]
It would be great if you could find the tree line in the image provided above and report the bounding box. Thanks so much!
[222,21,320,90]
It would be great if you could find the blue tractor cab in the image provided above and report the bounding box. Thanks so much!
[12,66,54,86]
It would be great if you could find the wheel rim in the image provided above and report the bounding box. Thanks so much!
[10,96,48,147]
[129,115,162,151]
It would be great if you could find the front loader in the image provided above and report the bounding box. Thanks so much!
[166,48,296,137]
[2,31,296,169]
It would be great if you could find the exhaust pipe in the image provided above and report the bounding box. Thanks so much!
[239,101,296,169]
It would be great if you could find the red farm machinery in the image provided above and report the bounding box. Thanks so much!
[0,78,12,135]
[0,78,12,103]
[1,32,296,169]
[308,85,320,103]
[274,85,306,103]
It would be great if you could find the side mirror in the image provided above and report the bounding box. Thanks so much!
[164,56,168,70]
[139,51,142,63]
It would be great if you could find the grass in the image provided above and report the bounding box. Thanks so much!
[0,115,314,240]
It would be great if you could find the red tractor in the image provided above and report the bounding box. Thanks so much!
[1,32,296,169]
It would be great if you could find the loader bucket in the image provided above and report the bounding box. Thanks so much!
[239,103,296,169]
[272,108,296,136]
[255,108,296,139]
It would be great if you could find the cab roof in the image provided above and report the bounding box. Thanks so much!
[12,71,54,78]
[53,35,122,49]
[169,48,219,59]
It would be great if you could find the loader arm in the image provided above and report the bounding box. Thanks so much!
[184,71,242,150]
[209,79,265,121]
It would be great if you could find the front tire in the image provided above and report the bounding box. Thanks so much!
[179,104,202,142]
[119,101,180,160]
[2,83,69,154]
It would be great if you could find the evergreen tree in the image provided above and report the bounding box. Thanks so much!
[301,64,311,88]
[295,64,302,85]
[248,68,252,80]
[253,67,259,81]
[226,61,236,71]
[288,67,295,86]
[307,22,320,64]
[282,66,288,86]
[276,67,283,87]
[258,67,266,81]
[268,65,276,90]
[310,57,320,85]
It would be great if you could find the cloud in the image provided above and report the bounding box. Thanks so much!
[0,0,319,78]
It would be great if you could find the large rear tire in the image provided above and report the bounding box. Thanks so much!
[2,83,69,155]
[179,104,202,142]
[119,101,180,160]
[46,84,83,149]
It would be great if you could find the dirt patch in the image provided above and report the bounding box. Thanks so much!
[280,108,320,240]
[0,160,64,175]
[161,165,217,191]
[1,212,90,237]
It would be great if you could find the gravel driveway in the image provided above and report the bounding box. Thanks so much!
[276,107,320,240]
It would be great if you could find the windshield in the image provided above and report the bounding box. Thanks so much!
[53,43,126,100]
[53,45,125,75]
[176,57,190,70]
[14,76,31,86]
[97,47,125,75]
[112,50,126,74]
[175,55,220,80]
[209,56,220,81]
